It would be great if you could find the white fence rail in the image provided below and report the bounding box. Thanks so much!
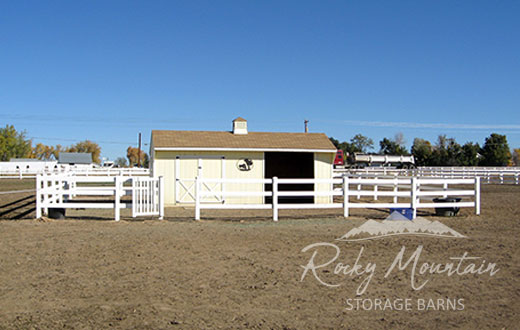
[1,167,150,179]
[334,166,520,185]
[36,174,163,221]
[194,176,480,221]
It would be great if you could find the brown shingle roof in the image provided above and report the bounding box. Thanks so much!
[152,130,336,151]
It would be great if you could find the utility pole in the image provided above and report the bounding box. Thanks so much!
[138,132,142,167]
[304,119,309,133]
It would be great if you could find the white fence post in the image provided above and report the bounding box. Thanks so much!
[43,174,48,215]
[195,176,201,220]
[132,178,137,218]
[159,176,164,220]
[475,177,481,215]
[411,177,417,219]
[343,176,349,217]
[272,177,279,221]
[373,177,378,201]
[393,176,398,204]
[114,177,120,221]
[36,174,42,218]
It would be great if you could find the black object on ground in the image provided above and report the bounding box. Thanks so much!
[48,208,66,219]
[432,197,462,216]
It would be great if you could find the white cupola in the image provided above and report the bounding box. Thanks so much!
[232,117,248,135]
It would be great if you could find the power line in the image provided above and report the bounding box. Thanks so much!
[29,136,136,145]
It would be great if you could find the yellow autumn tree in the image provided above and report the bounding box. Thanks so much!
[513,148,520,166]
[67,140,101,164]
[126,146,148,167]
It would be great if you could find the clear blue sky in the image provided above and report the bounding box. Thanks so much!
[1,0,519,161]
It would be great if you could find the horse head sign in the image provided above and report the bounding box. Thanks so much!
[237,158,254,171]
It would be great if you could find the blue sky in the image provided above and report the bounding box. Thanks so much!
[1,0,519,161]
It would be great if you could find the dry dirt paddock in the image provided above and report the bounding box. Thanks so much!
[0,180,519,329]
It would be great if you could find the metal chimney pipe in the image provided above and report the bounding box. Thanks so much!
[304,120,309,133]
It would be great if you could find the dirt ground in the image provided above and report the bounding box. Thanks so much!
[0,180,519,329]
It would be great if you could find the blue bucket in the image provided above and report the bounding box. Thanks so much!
[389,208,414,220]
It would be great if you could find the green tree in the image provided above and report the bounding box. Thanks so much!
[480,133,511,166]
[379,133,408,155]
[329,137,357,156]
[143,153,149,168]
[329,137,340,149]
[460,142,481,166]
[350,134,374,153]
[429,135,462,166]
[0,125,32,161]
[411,138,433,166]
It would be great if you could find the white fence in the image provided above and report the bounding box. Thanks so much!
[194,176,480,221]
[1,167,150,179]
[36,174,163,221]
[334,166,520,185]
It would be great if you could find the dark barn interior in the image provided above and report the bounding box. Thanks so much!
[264,152,314,204]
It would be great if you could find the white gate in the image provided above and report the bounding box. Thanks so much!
[175,156,225,204]
[132,177,164,218]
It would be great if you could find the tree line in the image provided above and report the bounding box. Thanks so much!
[2,124,518,167]
[330,132,518,166]
[0,125,148,167]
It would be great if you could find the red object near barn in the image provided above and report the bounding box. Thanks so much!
[334,150,345,167]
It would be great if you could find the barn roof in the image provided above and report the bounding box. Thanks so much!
[152,130,336,152]
[58,152,93,164]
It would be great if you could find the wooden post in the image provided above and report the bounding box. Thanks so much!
[272,177,278,221]
[411,177,417,219]
[343,176,349,217]
[475,177,481,215]
[138,132,142,168]
[195,176,201,220]
[114,177,120,221]
[159,176,164,220]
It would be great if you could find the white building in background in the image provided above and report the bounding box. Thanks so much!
[57,152,96,171]
[0,152,96,174]
[0,159,58,173]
